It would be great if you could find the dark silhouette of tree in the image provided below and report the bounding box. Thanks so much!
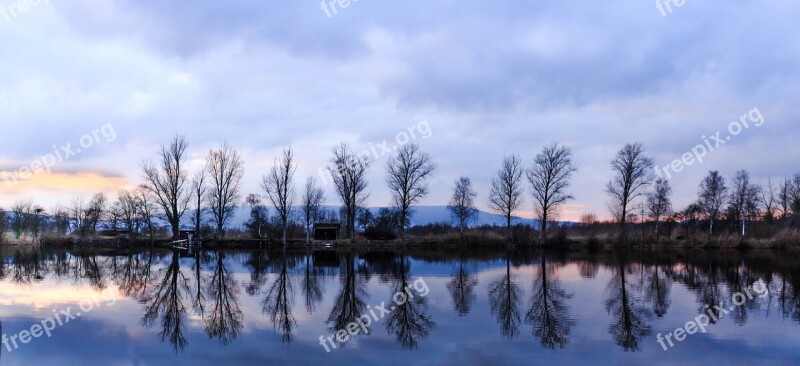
[328,143,371,241]
[488,154,524,239]
[245,194,269,240]
[141,135,190,239]
[525,255,573,349]
[262,250,296,343]
[778,177,793,220]
[698,171,728,240]
[385,257,436,349]
[528,143,577,242]
[606,143,654,242]
[206,143,245,239]
[385,143,437,239]
[205,252,243,346]
[117,190,139,237]
[190,166,208,234]
[447,254,478,316]
[647,178,673,238]
[263,147,296,245]
[302,177,325,243]
[448,177,478,240]
[728,170,759,236]
[134,185,158,244]
[488,258,522,339]
[141,250,190,353]
[605,254,652,351]
[760,178,778,222]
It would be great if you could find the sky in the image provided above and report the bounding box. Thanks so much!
[0,0,799,222]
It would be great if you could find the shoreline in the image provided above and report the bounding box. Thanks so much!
[3,235,798,252]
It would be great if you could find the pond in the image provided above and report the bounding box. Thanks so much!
[0,247,797,365]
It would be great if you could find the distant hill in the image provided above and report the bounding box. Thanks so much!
[190,205,558,230]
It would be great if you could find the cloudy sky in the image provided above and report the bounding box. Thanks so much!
[0,0,798,221]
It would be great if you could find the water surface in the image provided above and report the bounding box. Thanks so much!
[0,247,798,365]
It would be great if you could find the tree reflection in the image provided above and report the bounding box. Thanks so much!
[262,249,296,343]
[244,249,270,296]
[447,253,478,316]
[525,255,573,349]
[643,264,672,318]
[302,251,325,314]
[116,250,155,302]
[141,249,190,353]
[327,253,368,347]
[191,251,210,316]
[776,270,800,322]
[205,252,243,346]
[10,250,45,285]
[606,253,652,351]
[385,256,436,349]
[489,257,522,339]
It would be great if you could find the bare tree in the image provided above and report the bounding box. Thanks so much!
[51,204,71,236]
[759,178,778,222]
[729,170,759,237]
[778,177,793,220]
[206,143,245,239]
[528,144,577,243]
[263,147,297,245]
[85,193,107,235]
[698,171,727,240]
[647,178,672,237]
[134,185,158,244]
[10,200,32,239]
[69,195,87,236]
[190,166,208,234]
[245,194,269,239]
[606,143,654,241]
[142,135,191,239]
[302,177,325,243]
[385,143,437,239]
[488,155,524,239]
[118,189,140,236]
[328,143,371,241]
[0,207,5,243]
[108,201,123,231]
[448,177,478,240]
[792,173,800,217]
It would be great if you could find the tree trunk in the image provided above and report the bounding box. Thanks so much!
[541,212,548,244]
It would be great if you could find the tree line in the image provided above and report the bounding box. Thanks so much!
[2,137,800,245]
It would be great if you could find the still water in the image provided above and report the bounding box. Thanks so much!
[0,247,798,365]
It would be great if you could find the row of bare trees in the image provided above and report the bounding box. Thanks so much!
[448,143,578,243]
[141,136,245,240]
[581,142,800,242]
[4,136,800,244]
